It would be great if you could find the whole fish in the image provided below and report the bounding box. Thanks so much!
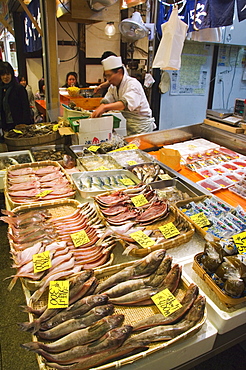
[40,294,109,330]
[37,304,115,340]
[125,295,206,345]
[95,249,166,293]
[108,287,159,305]
[19,273,97,334]
[32,325,132,364]
[103,257,173,298]
[133,283,199,332]
[45,340,147,370]
[21,314,125,353]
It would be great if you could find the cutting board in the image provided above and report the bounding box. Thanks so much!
[203,119,244,134]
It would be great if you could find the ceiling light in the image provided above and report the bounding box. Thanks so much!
[105,22,116,38]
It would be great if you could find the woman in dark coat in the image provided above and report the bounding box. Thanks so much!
[0,61,31,132]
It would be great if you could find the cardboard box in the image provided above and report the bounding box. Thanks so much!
[159,147,181,171]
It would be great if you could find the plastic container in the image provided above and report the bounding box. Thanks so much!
[196,178,221,192]
[197,168,217,178]
[221,162,239,171]
[209,175,234,189]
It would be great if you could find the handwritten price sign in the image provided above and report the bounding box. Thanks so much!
[127,160,137,166]
[120,178,135,186]
[71,230,90,248]
[232,231,246,254]
[35,189,53,198]
[48,280,69,309]
[88,145,100,152]
[109,144,138,152]
[93,166,109,171]
[130,230,155,248]
[33,250,51,273]
[190,212,210,228]
[131,194,149,207]
[159,222,180,239]
[151,288,182,317]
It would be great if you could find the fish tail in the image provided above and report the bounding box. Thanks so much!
[7,276,18,291]
[0,216,15,226]
[18,320,40,334]
[1,209,15,216]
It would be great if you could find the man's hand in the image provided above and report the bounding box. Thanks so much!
[91,104,106,118]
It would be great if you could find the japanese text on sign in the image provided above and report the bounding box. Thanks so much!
[109,144,138,152]
[151,288,182,317]
[71,230,90,248]
[127,160,137,166]
[48,280,69,309]
[159,222,180,239]
[33,250,51,273]
[88,145,100,152]
[35,189,53,198]
[93,166,109,171]
[130,230,155,248]
[131,194,149,207]
[120,178,135,186]
[190,212,210,228]
[233,231,246,254]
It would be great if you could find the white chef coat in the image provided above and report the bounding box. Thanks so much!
[102,73,156,136]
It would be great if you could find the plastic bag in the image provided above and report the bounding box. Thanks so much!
[152,6,188,70]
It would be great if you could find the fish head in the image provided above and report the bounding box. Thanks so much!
[107,314,125,328]
[92,294,109,305]
[187,295,206,322]
[94,304,115,316]
[108,325,133,342]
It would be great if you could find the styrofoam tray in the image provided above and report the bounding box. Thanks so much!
[180,259,246,334]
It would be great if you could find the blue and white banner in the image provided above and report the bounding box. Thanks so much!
[23,0,42,52]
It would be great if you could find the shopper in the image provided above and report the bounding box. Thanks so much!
[0,61,31,134]
[18,75,38,123]
[35,77,45,100]
[92,55,156,136]
[62,71,80,88]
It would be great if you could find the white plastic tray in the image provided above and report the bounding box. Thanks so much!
[181,259,246,334]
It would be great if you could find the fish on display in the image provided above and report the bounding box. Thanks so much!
[37,304,115,340]
[21,314,125,353]
[28,325,133,365]
[95,249,166,294]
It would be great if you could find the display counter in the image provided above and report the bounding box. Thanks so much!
[125,122,246,210]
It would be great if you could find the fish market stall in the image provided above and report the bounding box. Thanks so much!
[1,138,246,370]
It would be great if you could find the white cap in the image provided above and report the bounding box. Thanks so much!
[102,56,122,71]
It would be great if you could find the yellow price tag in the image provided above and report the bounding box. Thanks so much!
[130,230,155,248]
[232,231,246,254]
[33,250,51,273]
[120,178,135,186]
[35,189,53,198]
[151,288,182,317]
[48,280,69,309]
[131,194,149,207]
[159,222,180,239]
[93,166,109,171]
[88,145,100,152]
[13,129,23,134]
[109,144,138,152]
[127,160,137,166]
[190,212,210,228]
[52,124,59,131]
[158,174,172,180]
[71,230,90,248]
